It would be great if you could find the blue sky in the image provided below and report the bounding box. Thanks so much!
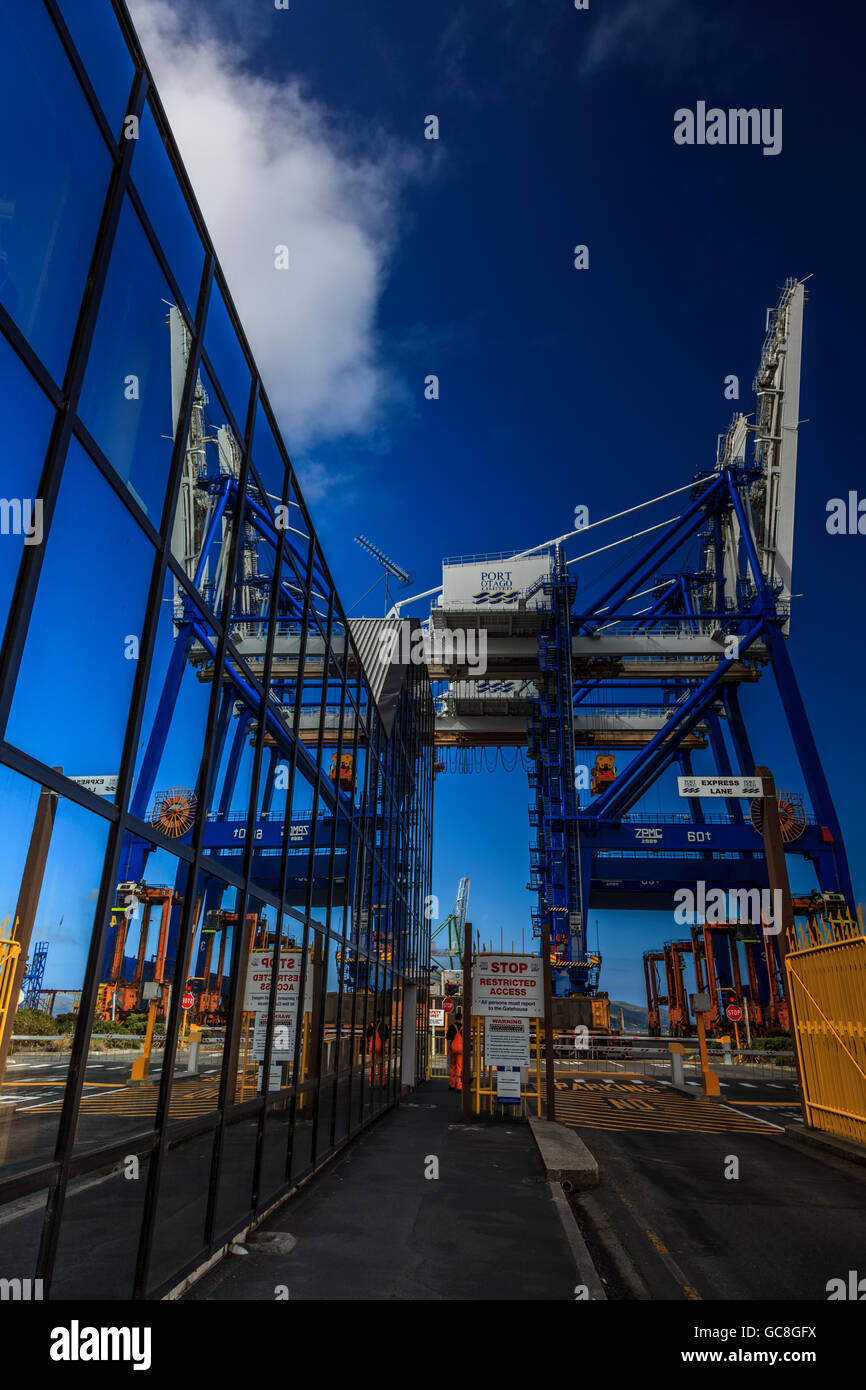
[151,0,861,1005]
[9,0,866,1007]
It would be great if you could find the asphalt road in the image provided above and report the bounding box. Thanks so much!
[2,1050,225,1103]
[561,1076,866,1301]
[0,1050,227,1172]
[683,1071,804,1129]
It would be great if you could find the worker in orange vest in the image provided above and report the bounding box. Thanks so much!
[366,1013,389,1086]
[447,1011,463,1091]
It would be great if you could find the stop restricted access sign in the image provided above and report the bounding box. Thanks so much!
[473,954,543,1018]
[182,989,194,1010]
[726,1003,743,1022]
[443,999,454,1014]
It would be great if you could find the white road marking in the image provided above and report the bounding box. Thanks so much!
[18,1087,127,1112]
[721,1102,785,1131]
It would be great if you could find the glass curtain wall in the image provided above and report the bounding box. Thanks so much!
[0,0,433,1300]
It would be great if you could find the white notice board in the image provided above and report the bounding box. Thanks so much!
[243,950,312,1066]
[485,1017,530,1066]
[495,1069,522,1102]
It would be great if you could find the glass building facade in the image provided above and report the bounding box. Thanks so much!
[0,0,433,1298]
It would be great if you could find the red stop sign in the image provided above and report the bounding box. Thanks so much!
[182,990,194,1010]
[726,1003,743,1022]
[443,999,454,1013]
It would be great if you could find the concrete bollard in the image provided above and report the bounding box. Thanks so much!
[186,1025,202,1076]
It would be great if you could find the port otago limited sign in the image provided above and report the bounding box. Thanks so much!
[472,955,543,1018]
[442,555,551,609]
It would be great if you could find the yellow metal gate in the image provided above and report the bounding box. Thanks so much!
[785,908,866,1146]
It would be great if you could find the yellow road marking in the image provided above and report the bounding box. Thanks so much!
[1,1080,121,1088]
[605,1181,703,1300]
[23,1072,252,1119]
[554,1079,772,1133]
[724,1100,794,1106]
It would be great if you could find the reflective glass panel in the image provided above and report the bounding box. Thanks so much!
[0,337,56,648]
[0,765,110,1179]
[234,465,279,636]
[202,283,251,438]
[212,1114,257,1242]
[132,100,205,319]
[147,1130,211,1293]
[201,678,260,873]
[0,2,112,379]
[164,873,237,1121]
[51,1152,151,1301]
[56,0,135,132]
[258,1094,291,1200]
[227,896,280,1106]
[130,577,217,821]
[169,362,242,619]
[314,935,347,1158]
[250,399,287,510]
[0,1187,48,1290]
[78,197,184,521]
[288,927,319,1181]
[6,439,155,776]
[73,839,191,1152]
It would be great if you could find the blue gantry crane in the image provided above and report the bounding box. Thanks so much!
[399,279,853,1006]
[21,940,48,1011]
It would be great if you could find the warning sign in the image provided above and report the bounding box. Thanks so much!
[473,954,542,1018]
[243,951,312,1075]
[243,951,312,1013]
[485,1017,530,1066]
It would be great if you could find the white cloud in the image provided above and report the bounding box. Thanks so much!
[294,458,355,506]
[128,1,422,453]
[579,0,679,79]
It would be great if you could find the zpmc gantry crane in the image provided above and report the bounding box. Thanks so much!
[396,280,852,1007]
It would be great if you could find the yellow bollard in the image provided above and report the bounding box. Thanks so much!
[130,1000,158,1084]
[696,1013,720,1098]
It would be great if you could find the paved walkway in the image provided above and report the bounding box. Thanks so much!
[185,1080,579,1301]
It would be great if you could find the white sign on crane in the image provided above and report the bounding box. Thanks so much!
[677,776,763,798]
